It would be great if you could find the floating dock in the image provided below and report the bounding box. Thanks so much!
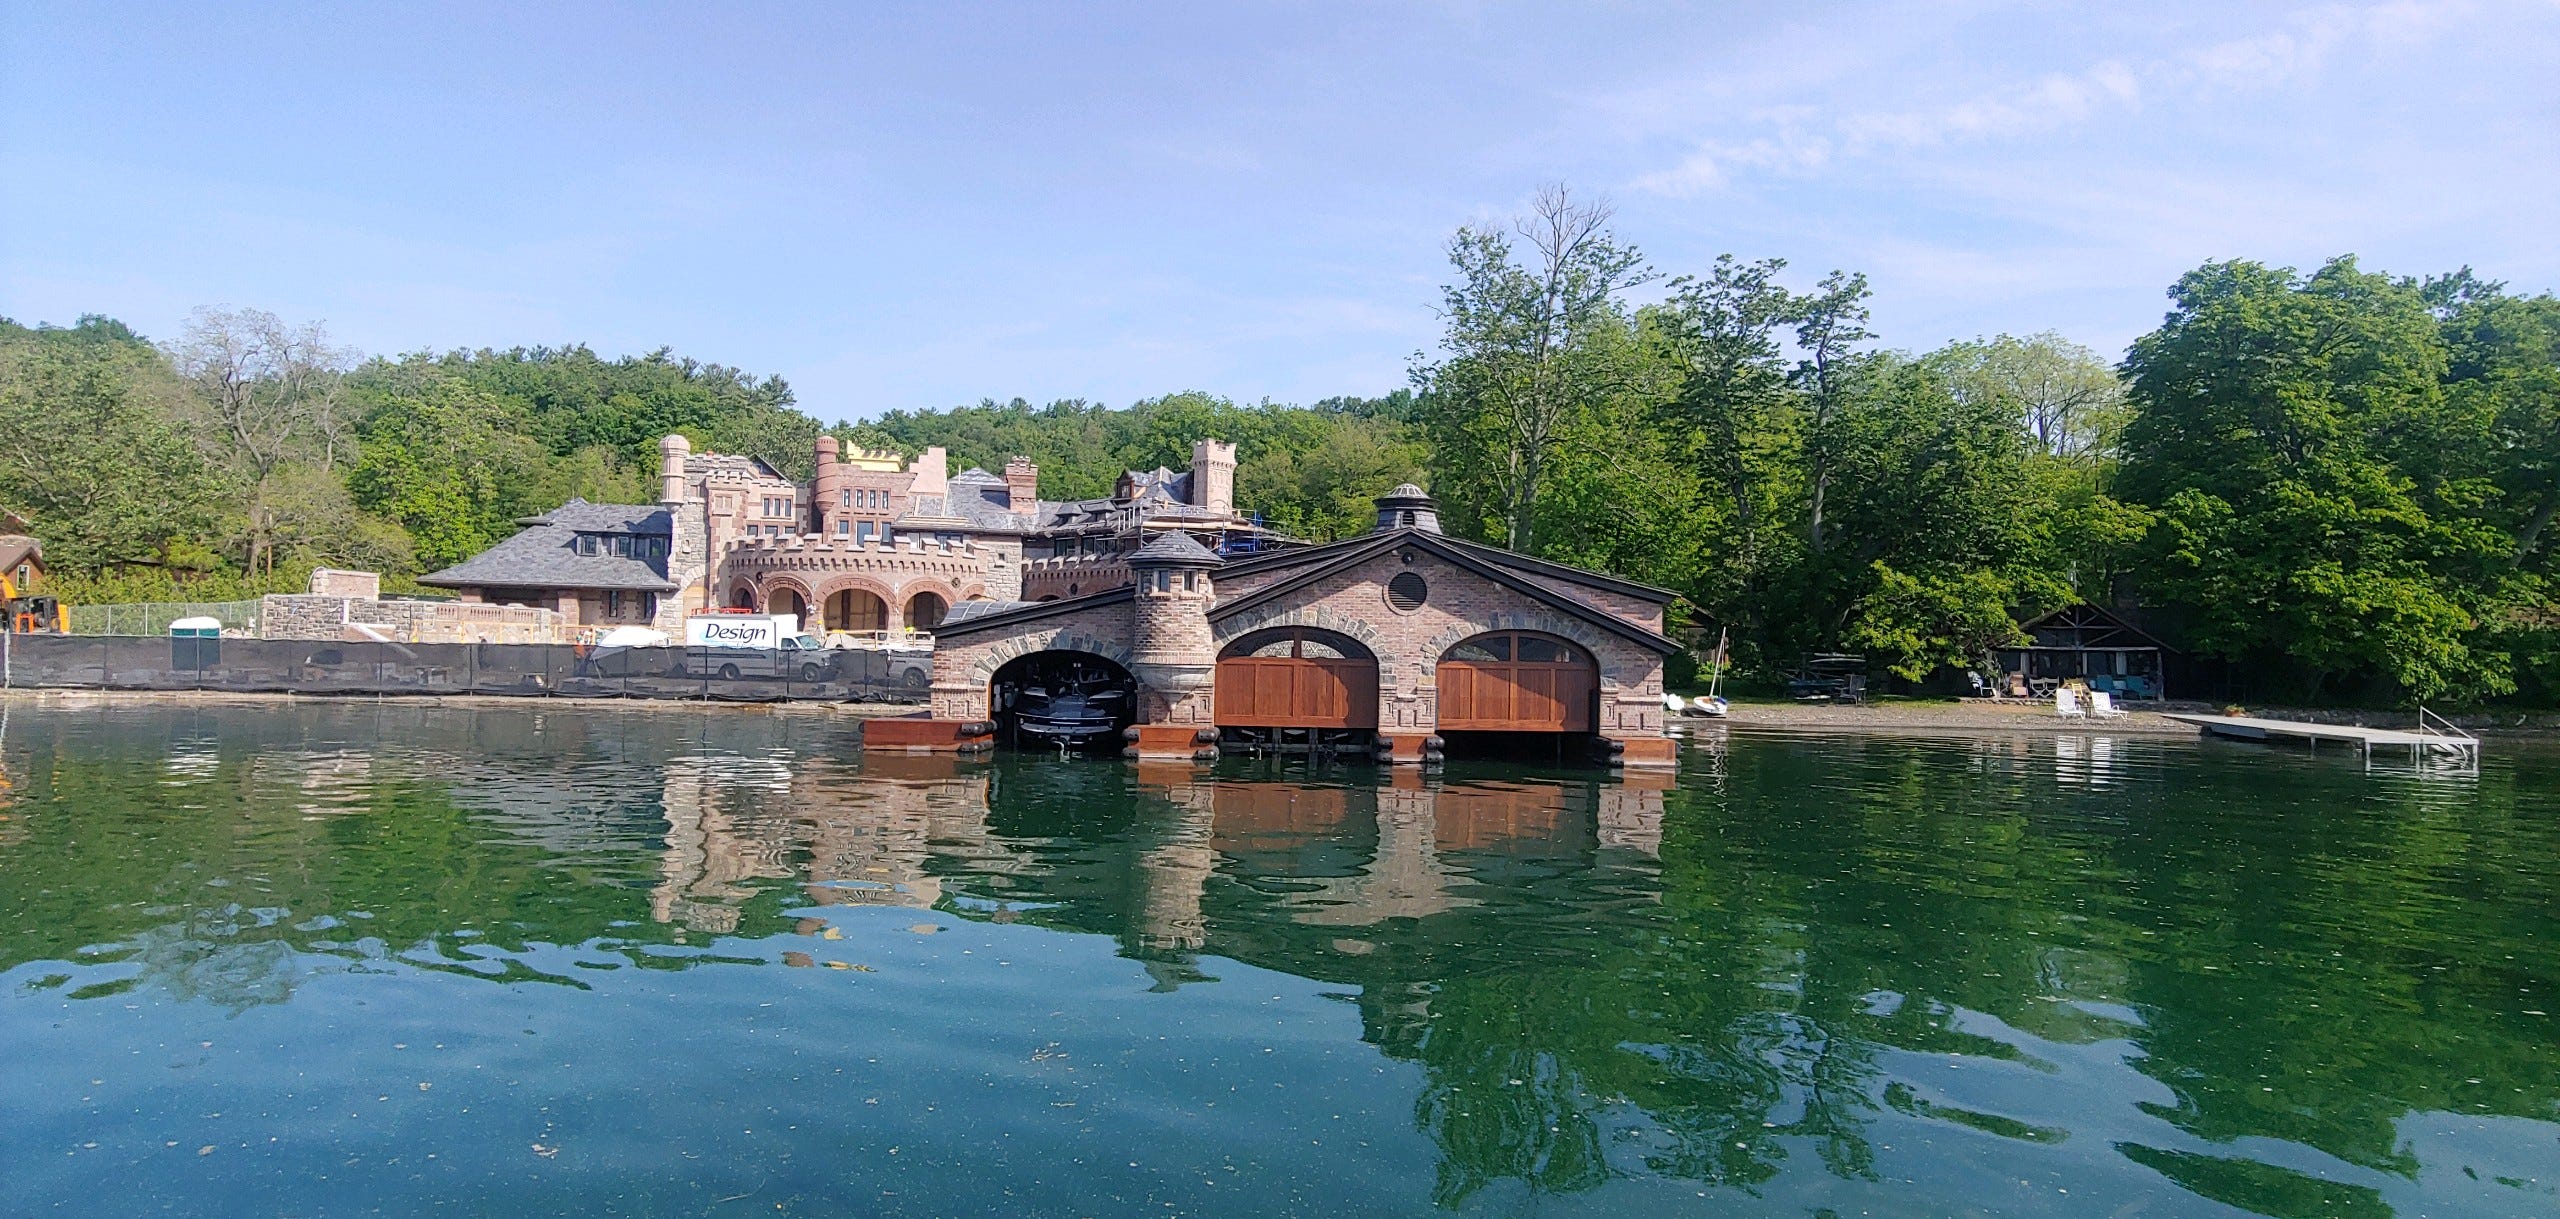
[2161,711,2480,772]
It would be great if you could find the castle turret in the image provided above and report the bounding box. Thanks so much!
[813,435,847,535]
[659,434,692,505]
[1373,483,1441,534]
[1126,531,1221,700]
[1190,438,1236,516]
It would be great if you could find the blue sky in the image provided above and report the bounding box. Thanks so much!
[5,1,2555,424]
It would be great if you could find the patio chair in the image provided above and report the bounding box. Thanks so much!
[2054,688,2085,718]
[2089,691,2127,719]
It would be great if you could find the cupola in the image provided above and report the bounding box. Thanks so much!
[1372,483,1441,534]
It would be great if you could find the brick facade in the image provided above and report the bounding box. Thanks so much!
[889,488,1679,767]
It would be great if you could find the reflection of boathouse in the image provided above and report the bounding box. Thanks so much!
[868,485,1682,768]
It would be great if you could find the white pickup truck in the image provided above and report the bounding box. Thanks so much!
[680,614,832,681]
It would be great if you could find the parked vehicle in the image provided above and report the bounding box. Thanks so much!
[676,613,831,680]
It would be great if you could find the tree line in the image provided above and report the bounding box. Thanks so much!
[1409,188,2558,706]
[2,197,2553,703]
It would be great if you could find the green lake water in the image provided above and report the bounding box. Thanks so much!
[1,698,2553,1217]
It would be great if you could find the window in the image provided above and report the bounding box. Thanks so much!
[1400,510,1415,527]
[1387,572,1427,612]
[575,535,598,556]
[1515,637,1578,663]
[837,519,850,535]
[642,593,659,617]
[606,590,623,616]
[840,489,852,507]
[1448,637,1509,663]
[613,535,634,557]
[1183,571,1198,592]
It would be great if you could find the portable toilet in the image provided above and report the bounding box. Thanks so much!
[168,616,222,638]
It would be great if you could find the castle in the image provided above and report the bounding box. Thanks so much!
[421,435,1264,634]
[425,433,1682,768]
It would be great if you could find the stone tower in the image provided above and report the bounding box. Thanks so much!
[1126,531,1222,721]
[1373,483,1442,534]
[657,434,708,630]
[1190,439,1236,515]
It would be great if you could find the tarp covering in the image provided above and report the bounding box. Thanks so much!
[0,634,932,704]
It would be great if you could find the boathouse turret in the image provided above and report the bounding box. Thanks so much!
[1126,531,1222,704]
[1373,483,1441,534]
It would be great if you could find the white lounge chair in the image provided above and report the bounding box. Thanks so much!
[2054,688,2085,719]
[2089,690,2127,720]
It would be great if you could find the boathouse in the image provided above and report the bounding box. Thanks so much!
[864,485,1682,768]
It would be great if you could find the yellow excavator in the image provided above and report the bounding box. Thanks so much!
[0,572,64,634]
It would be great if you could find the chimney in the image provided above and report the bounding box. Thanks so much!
[1003,456,1039,514]
[1190,438,1237,516]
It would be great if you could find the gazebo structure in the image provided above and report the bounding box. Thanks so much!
[1995,603,2175,700]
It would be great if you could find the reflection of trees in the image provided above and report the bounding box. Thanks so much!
[11,704,2557,1215]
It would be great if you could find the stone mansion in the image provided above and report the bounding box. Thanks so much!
[421,434,1268,635]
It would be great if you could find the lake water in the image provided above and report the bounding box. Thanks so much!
[1,698,2553,1218]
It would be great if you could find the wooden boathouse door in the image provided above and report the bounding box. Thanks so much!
[1214,629,1379,730]
[1435,631,1596,733]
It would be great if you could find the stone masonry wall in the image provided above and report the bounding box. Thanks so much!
[260,595,561,644]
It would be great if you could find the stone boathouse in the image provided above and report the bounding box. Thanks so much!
[866,485,1682,769]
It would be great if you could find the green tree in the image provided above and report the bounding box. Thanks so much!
[0,320,219,572]
[2118,258,2516,702]
[1415,186,1652,554]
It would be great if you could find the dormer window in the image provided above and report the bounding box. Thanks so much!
[575,534,600,556]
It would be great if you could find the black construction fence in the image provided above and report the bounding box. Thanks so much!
[0,634,934,705]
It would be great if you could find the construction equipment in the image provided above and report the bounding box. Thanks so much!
[0,572,65,634]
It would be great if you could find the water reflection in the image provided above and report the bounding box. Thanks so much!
[1,699,2554,1217]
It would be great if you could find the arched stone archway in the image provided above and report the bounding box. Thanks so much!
[1214,625,1379,731]
[987,649,1137,751]
[1434,629,1597,733]
[728,582,759,610]
[905,590,950,630]
[817,576,896,633]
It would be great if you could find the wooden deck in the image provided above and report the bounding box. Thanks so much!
[2160,712,2480,770]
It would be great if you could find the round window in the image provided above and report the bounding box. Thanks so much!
[1387,572,1428,612]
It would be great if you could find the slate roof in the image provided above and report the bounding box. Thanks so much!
[419,499,678,592]
[1128,531,1221,566]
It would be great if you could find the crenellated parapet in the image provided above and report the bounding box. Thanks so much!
[1021,552,1134,598]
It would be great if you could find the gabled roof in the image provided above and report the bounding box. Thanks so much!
[419,501,677,592]
[1210,528,1679,654]
[0,535,41,574]
[2016,602,2178,652]
[933,586,1139,640]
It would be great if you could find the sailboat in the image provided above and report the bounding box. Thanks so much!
[1691,628,1730,717]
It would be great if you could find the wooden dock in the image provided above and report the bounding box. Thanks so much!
[2161,712,2480,771]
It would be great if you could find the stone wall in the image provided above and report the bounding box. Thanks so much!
[308,568,381,599]
[259,594,561,643]
[1022,554,1131,600]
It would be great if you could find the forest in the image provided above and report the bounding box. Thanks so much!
[3,192,2555,705]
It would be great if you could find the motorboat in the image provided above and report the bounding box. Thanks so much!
[1009,677,1128,748]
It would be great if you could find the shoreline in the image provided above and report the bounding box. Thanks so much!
[1702,697,2560,738]
[13,687,2558,740]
